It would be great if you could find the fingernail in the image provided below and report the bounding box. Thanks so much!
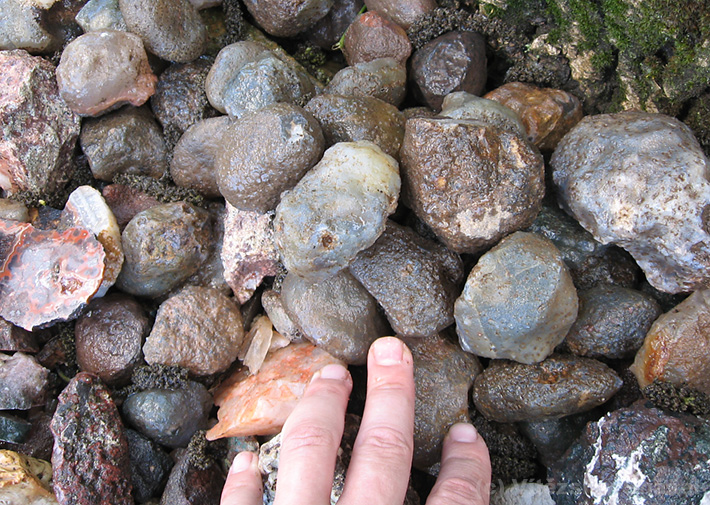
[372,337,404,366]
[449,423,478,443]
[312,363,349,382]
[229,451,255,474]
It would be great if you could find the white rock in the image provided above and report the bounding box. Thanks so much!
[491,482,555,505]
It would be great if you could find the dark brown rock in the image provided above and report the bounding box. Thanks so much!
[159,448,225,505]
[126,429,173,503]
[306,0,364,49]
[324,58,407,106]
[101,184,161,229]
[0,317,38,353]
[364,0,436,29]
[343,11,412,66]
[241,0,332,37]
[50,373,133,505]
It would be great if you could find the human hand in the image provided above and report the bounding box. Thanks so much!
[221,336,491,505]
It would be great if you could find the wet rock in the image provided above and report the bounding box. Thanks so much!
[143,286,244,376]
[306,0,364,49]
[472,355,622,423]
[410,31,487,111]
[343,11,412,66]
[216,103,324,212]
[0,449,57,505]
[101,184,161,229]
[206,343,343,439]
[118,0,206,62]
[406,334,482,469]
[364,0,435,30]
[305,94,405,159]
[0,413,31,444]
[439,91,526,136]
[56,30,157,116]
[74,294,149,386]
[274,141,400,281]
[0,50,80,196]
[281,270,389,364]
[115,202,212,298]
[75,0,128,33]
[80,105,167,182]
[549,401,710,505]
[221,203,280,304]
[50,373,133,505]
[324,58,406,107]
[171,116,231,198]
[125,429,173,503]
[0,199,29,222]
[562,285,661,359]
[0,220,105,331]
[484,82,583,151]
[241,0,331,37]
[551,111,710,294]
[350,221,463,338]
[631,289,710,395]
[455,232,577,363]
[0,0,54,52]
[400,118,544,254]
[122,381,212,448]
[159,447,225,505]
[0,318,38,353]
[491,482,555,505]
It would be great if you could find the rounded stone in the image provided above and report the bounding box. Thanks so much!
[75,0,128,33]
[364,0,436,29]
[125,429,173,503]
[343,11,412,66]
[241,0,332,37]
[440,91,526,136]
[324,58,407,106]
[455,232,578,364]
[205,41,267,114]
[306,0,364,49]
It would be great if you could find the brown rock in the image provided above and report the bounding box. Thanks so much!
[101,184,161,229]
[159,448,225,505]
[343,11,412,66]
[324,58,407,107]
[485,82,583,151]
[0,318,38,353]
[364,0,436,29]
[0,353,48,410]
[306,0,364,49]
[241,0,332,37]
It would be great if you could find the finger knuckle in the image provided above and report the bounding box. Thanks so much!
[281,423,339,453]
[360,425,413,457]
[431,476,485,505]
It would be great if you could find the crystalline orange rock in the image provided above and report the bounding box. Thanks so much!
[206,343,343,440]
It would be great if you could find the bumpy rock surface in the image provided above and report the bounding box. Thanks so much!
[242,0,331,37]
[118,0,206,62]
[80,105,167,182]
[343,11,412,66]
[280,270,389,364]
[306,0,363,49]
[75,294,149,386]
[472,355,623,423]
[0,0,54,52]
[56,30,157,116]
[216,103,324,212]
[400,118,544,253]
[0,50,80,196]
[143,286,244,376]
[491,482,555,505]
[50,373,133,505]
[0,199,29,223]
[551,111,710,294]
[350,221,463,338]
[115,202,212,297]
[440,91,526,136]
[364,0,435,29]
[75,0,128,33]
[125,429,173,503]
[455,232,578,364]
[550,401,710,505]
[159,447,225,505]
[0,317,37,353]
[0,353,48,410]
[631,289,710,395]
[305,94,405,159]
[324,58,407,106]
[274,141,400,280]
[0,449,57,505]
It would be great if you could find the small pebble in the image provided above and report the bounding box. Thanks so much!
[0,353,48,410]
[324,58,407,106]
[306,0,364,49]
[364,0,436,29]
[125,429,173,503]
[241,0,332,37]
[343,11,412,66]
[75,0,128,33]
[159,446,225,505]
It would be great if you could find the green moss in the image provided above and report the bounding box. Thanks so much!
[131,364,190,391]
[187,430,228,471]
[643,380,710,416]
[112,174,206,208]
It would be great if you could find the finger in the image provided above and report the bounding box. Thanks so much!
[274,363,353,505]
[426,423,491,505]
[340,337,415,505]
[221,451,263,505]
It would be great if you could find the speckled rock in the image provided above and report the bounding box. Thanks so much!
[306,0,363,49]
[170,116,231,198]
[281,270,388,364]
[216,103,324,212]
[125,429,173,503]
[0,199,29,222]
[485,82,583,151]
[631,289,710,395]
[549,401,710,505]
[0,449,57,505]
[563,285,661,359]
[440,91,525,136]
[324,58,406,106]
[118,0,206,62]
[405,334,482,469]
[454,232,577,363]
[101,184,161,229]
[343,11,412,66]
[0,353,48,410]
[50,373,133,505]
[143,286,244,376]
[400,118,544,254]
[115,202,212,298]
[241,0,331,37]
[364,0,435,29]
[473,355,622,423]
[74,294,149,386]
[75,0,127,33]
[0,50,80,196]
[183,202,231,294]
[0,413,31,444]
[350,221,463,338]
[0,0,54,52]
[491,482,555,505]
[552,111,710,294]
[159,447,225,505]
[274,141,400,281]
[122,381,212,448]
[410,31,487,111]
[0,317,38,353]
[56,30,157,116]
[80,106,167,182]
[305,94,405,159]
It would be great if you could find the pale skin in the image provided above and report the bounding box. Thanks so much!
[221,336,492,505]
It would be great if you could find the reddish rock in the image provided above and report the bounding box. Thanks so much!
[343,11,412,66]
[0,317,38,353]
[101,184,161,229]
[0,50,80,196]
[364,0,436,29]
[0,352,49,410]
[0,219,105,331]
[159,448,225,505]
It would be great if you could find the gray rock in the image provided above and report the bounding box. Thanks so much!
[551,110,710,294]
[0,317,38,353]
[204,41,266,113]
[440,91,526,136]
[125,428,173,503]
[491,482,555,505]
[0,0,54,52]
[0,412,31,444]
[455,232,578,364]
[241,0,332,37]
[472,355,622,423]
[281,270,389,365]
[324,58,406,106]
[75,0,127,33]
[343,11,412,66]
[400,118,544,254]
[183,202,232,295]
[306,0,364,49]
[350,221,463,338]
[261,290,305,342]
[0,353,48,410]
[122,381,212,448]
